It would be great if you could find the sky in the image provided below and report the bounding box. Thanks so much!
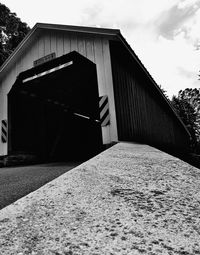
[1,0,200,98]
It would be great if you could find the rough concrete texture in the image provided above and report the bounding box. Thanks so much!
[0,142,200,255]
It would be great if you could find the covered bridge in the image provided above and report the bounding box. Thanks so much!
[0,23,190,160]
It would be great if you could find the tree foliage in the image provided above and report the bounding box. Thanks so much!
[158,84,169,100]
[178,88,200,112]
[171,88,200,151]
[171,96,197,139]
[0,3,30,66]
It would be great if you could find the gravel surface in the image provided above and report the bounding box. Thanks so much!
[0,142,200,255]
[0,162,82,210]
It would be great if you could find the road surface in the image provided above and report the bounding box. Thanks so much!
[0,162,81,209]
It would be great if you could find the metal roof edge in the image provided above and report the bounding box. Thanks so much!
[116,33,191,138]
[36,22,120,36]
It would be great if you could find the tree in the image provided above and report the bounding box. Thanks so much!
[0,3,30,66]
[171,88,200,151]
[178,88,200,140]
[178,88,200,113]
[158,84,169,100]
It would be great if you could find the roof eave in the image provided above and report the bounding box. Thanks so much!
[36,22,120,36]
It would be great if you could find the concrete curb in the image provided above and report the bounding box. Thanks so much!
[0,142,200,254]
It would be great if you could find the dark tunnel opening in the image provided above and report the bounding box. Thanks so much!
[8,52,103,162]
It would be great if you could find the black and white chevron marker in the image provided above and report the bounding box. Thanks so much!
[1,119,7,143]
[99,95,110,127]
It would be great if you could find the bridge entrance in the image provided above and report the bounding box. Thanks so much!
[8,52,102,161]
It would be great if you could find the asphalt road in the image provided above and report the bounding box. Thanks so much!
[0,161,82,210]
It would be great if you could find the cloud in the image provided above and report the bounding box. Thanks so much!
[80,0,178,29]
[155,0,200,40]
[135,32,200,97]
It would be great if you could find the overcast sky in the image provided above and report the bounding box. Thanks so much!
[1,0,200,98]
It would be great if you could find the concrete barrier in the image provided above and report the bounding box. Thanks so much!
[0,142,200,254]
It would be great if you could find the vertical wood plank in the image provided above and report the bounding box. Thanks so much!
[56,32,64,57]
[94,37,106,95]
[70,34,78,52]
[44,33,51,55]
[77,35,86,57]
[50,31,57,55]
[38,36,45,58]
[85,37,95,62]
[16,57,23,75]
[63,32,71,54]
[20,44,34,72]
[30,40,39,66]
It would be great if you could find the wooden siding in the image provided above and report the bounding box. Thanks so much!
[1,31,111,94]
[109,41,190,152]
[0,29,118,155]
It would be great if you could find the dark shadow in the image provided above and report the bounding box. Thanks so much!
[8,51,103,163]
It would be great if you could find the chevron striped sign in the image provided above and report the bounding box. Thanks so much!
[99,95,110,127]
[1,119,7,143]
